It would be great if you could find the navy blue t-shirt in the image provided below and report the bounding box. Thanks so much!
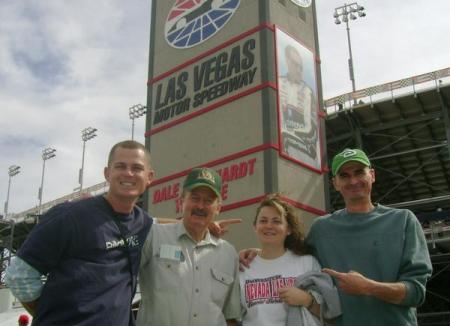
[18,196,153,326]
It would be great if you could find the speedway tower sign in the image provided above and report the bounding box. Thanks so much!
[145,0,326,249]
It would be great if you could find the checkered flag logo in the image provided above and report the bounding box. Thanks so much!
[364,87,374,97]
[364,85,382,97]
[390,78,412,91]
[398,78,412,88]
[336,95,346,105]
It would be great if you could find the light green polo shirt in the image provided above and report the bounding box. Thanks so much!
[137,222,241,326]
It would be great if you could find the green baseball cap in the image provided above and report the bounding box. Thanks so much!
[183,167,222,199]
[331,148,371,176]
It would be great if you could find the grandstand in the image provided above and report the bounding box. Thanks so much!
[1,67,449,324]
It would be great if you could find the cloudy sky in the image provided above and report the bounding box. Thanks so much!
[1,0,449,216]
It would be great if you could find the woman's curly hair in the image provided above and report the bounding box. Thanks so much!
[254,193,311,256]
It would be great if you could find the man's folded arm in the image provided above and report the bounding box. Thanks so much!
[5,256,44,316]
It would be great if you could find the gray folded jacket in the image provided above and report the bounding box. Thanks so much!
[286,271,342,326]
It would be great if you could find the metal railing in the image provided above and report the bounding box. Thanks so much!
[8,182,109,223]
[324,67,450,115]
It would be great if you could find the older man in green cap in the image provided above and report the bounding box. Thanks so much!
[137,167,240,326]
[307,148,432,325]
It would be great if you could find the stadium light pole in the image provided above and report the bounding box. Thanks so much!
[333,2,366,105]
[79,127,97,194]
[129,104,147,140]
[4,165,21,218]
[38,147,56,214]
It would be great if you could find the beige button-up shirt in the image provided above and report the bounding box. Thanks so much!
[137,222,241,326]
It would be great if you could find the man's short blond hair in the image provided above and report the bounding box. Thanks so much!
[107,140,151,167]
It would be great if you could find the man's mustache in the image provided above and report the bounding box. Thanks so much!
[191,208,207,217]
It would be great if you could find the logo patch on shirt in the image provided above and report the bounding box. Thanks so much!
[105,235,139,250]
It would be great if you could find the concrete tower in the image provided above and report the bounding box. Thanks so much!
[144,0,327,249]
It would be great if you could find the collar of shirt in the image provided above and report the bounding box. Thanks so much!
[175,223,219,247]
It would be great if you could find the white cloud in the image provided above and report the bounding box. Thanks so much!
[0,0,149,215]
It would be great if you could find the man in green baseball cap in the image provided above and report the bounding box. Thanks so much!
[330,148,374,208]
[306,148,432,325]
[138,167,241,326]
[180,167,223,239]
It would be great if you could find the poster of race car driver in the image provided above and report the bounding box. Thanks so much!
[276,28,321,171]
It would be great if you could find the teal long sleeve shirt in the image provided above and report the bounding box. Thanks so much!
[307,205,432,326]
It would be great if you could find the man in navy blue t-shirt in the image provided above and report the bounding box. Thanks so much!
[6,140,155,326]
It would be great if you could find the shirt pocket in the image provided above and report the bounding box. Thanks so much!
[210,268,234,305]
[153,257,182,292]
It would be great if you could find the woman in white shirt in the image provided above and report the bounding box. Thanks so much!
[239,194,321,326]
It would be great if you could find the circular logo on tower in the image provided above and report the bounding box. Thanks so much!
[290,0,312,8]
[165,0,240,49]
